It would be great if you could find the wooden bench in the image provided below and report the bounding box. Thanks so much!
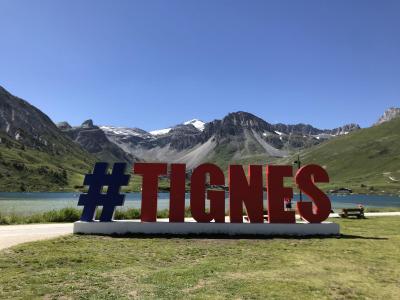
[339,208,365,219]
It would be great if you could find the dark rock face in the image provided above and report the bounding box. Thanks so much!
[0,83,134,163]
[327,123,361,135]
[0,86,96,192]
[273,122,360,136]
[0,86,81,153]
[61,121,136,164]
[202,112,322,150]
[63,128,105,153]
[374,107,400,126]
[101,123,205,154]
[155,124,203,151]
[81,119,95,129]
[203,111,274,139]
[273,123,323,135]
[57,121,72,130]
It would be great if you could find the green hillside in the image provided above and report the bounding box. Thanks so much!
[0,85,99,192]
[0,132,95,192]
[280,117,400,194]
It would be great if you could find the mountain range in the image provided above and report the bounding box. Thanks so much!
[0,85,399,193]
[57,111,360,169]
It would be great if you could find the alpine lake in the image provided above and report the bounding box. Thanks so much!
[0,192,399,215]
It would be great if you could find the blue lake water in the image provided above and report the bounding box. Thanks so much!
[0,192,399,215]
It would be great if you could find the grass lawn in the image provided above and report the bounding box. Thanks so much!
[0,218,399,299]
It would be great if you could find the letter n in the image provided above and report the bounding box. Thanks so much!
[229,165,263,223]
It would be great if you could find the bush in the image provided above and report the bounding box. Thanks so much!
[0,207,81,225]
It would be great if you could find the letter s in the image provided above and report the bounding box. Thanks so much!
[296,164,331,223]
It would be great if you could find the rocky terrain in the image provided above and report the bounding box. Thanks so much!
[58,119,136,164]
[374,107,400,125]
[0,86,94,191]
[0,86,76,153]
[98,111,360,168]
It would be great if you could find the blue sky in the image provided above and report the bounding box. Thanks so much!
[0,0,399,130]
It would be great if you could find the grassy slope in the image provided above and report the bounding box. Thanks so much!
[0,132,95,192]
[279,118,400,194]
[0,217,399,299]
[0,129,172,192]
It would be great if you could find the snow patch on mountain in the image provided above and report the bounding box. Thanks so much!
[183,119,205,131]
[150,128,172,135]
[149,119,204,135]
[313,133,334,140]
[100,126,150,137]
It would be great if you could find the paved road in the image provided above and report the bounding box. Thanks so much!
[1,212,400,250]
[0,223,73,250]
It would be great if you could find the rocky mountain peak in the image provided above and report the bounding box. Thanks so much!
[224,111,270,127]
[374,107,400,126]
[0,85,8,94]
[183,119,205,131]
[57,121,72,130]
[206,111,274,137]
[0,85,70,150]
[328,123,361,135]
[60,119,136,163]
[273,123,322,135]
[81,119,95,128]
[169,124,201,135]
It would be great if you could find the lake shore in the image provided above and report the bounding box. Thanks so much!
[2,192,400,215]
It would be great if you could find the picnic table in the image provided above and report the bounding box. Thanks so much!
[339,207,365,219]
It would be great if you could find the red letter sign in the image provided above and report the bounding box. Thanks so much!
[134,163,167,222]
[229,165,263,223]
[169,164,186,222]
[296,164,331,223]
[190,163,225,223]
[266,165,295,223]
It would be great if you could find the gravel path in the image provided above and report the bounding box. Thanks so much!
[0,223,73,250]
[329,212,400,218]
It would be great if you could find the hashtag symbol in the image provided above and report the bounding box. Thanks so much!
[78,162,130,222]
